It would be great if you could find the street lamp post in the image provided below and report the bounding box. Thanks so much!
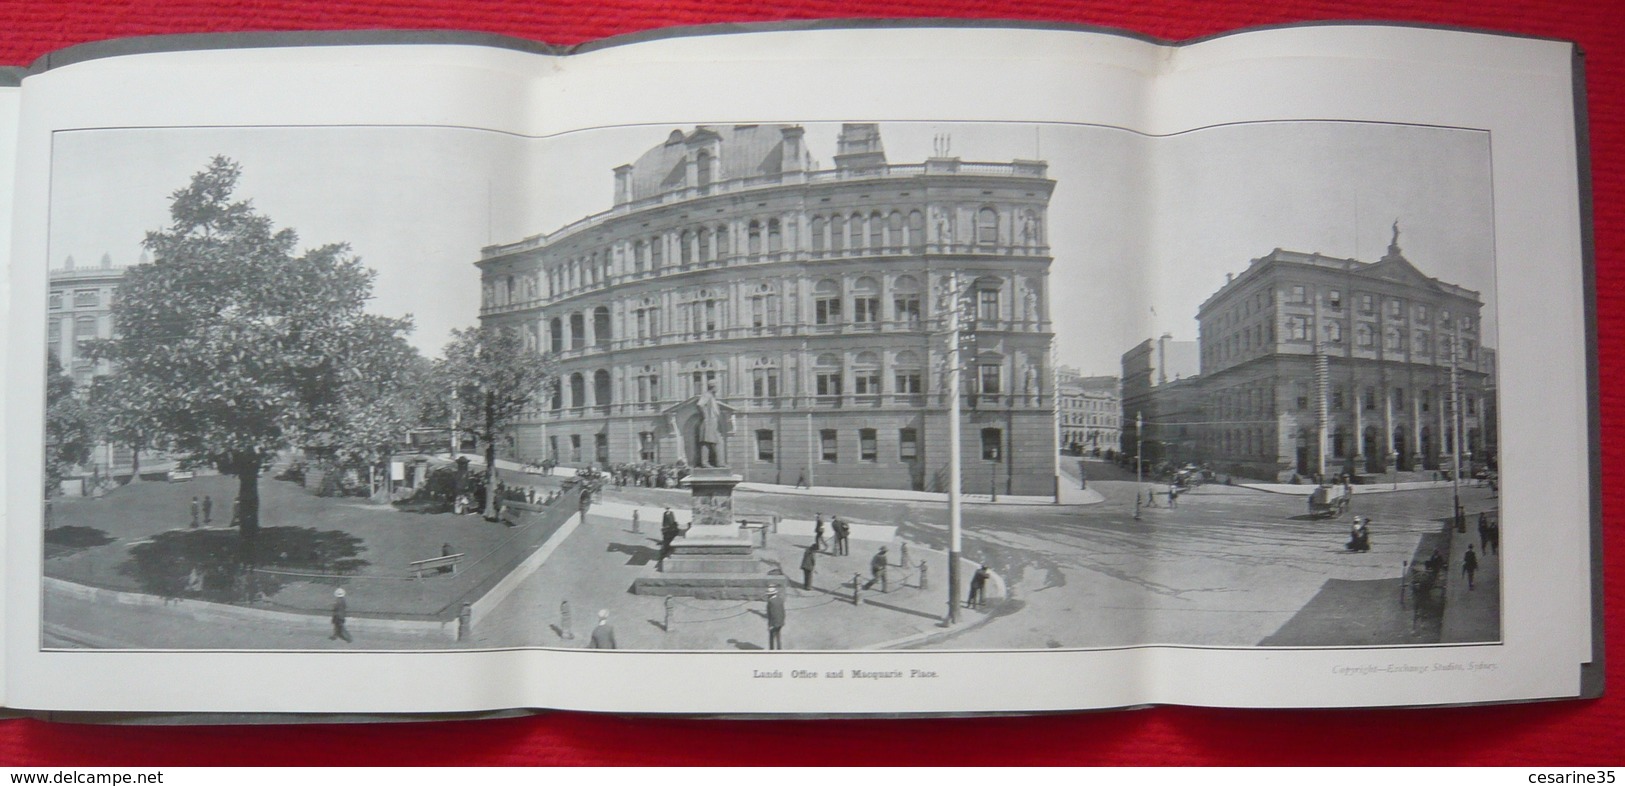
[940,272,967,625]
[1450,340,1464,533]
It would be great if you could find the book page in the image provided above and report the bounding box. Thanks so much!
[0,71,21,712]
[4,23,1590,715]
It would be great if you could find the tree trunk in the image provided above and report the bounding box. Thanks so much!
[127,442,141,484]
[482,390,498,520]
[232,451,262,562]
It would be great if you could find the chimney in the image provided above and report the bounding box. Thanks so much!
[780,126,806,174]
[63,255,75,271]
[100,252,113,269]
[1157,332,1172,386]
[613,164,633,206]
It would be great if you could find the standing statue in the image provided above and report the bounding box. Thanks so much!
[696,387,725,468]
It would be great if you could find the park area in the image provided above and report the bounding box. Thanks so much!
[43,468,580,626]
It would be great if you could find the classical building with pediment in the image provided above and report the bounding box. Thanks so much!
[1189,227,1497,481]
[475,123,1058,495]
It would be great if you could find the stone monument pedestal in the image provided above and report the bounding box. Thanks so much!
[631,468,784,600]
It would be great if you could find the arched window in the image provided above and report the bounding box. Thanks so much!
[887,211,904,251]
[814,353,843,397]
[632,240,646,274]
[751,356,780,398]
[750,283,778,328]
[810,216,826,254]
[680,230,694,266]
[747,220,762,257]
[715,224,729,259]
[569,372,586,409]
[977,207,999,245]
[892,274,922,326]
[1357,323,1374,348]
[849,212,865,251]
[814,279,842,325]
[908,210,926,252]
[869,211,884,250]
[696,150,713,190]
[570,312,586,350]
[593,306,611,347]
[894,350,923,394]
[852,276,880,324]
[650,234,664,269]
[830,215,845,253]
[767,219,782,254]
[550,317,564,354]
[635,365,661,404]
[593,369,612,409]
[689,358,722,398]
[853,351,881,395]
[698,227,712,262]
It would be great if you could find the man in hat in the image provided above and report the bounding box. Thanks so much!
[1462,544,1480,591]
[967,564,991,609]
[813,514,827,552]
[202,494,213,525]
[330,588,352,643]
[866,546,889,592]
[800,543,818,591]
[588,609,618,649]
[832,515,850,556]
[765,585,786,650]
[189,496,200,529]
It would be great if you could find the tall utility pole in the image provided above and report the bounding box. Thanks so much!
[941,272,966,625]
[1134,411,1143,520]
[1316,343,1330,481]
[1450,339,1464,531]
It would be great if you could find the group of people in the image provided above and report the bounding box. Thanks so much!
[187,494,240,528]
[796,514,856,591]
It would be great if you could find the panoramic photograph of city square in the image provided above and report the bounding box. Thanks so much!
[38,119,1500,652]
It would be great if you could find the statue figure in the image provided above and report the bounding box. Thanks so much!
[695,387,725,468]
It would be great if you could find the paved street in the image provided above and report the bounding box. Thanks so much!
[41,454,1498,651]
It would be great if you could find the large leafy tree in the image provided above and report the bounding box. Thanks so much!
[43,354,94,499]
[435,326,554,519]
[96,156,415,550]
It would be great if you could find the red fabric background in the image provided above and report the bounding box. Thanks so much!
[0,0,1619,766]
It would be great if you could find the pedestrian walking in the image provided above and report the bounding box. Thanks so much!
[800,544,817,591]
[189,496,200,529]
[1478,512,1490,550]
[202,495,213,525]
[588,609,618,649]
[765,586,785,650]
[966,564,991,609]
[1168,484,1178,509]
[330,588,352,643]
[631,509,641,533]
[794,470,807,489]
[813,514,827,552]
[832,516,850,555]
[864,547,889,592]
[1146,488,1157,508]
[1463,545,1479,590]
[1489,520,1500,555]
[231,496,240,527]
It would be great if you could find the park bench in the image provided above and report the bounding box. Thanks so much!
[409,553,465,579]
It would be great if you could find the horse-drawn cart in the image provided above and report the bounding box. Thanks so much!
[1307,484,1350,518]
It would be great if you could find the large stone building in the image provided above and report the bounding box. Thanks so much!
[1119,334,1200,466]
[1192,228,1495,480]
[477,124,1059,495]
[47,253,126,387]
[1057,368,1121,454]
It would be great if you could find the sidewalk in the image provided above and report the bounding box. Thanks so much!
[1440,509,1502,642]
[734,480,1103,507]
[472,497,1006,651]
[1241,480,1480,496]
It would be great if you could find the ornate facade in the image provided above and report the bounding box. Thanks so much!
[476,124,1058,494]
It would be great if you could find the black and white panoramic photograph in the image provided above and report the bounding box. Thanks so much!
[39,119,1501,652]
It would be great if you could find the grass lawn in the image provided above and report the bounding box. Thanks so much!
[44,472,573,619]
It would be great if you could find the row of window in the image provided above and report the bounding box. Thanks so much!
[527,273,1029,354]
[547,352,944,409]
[1207,383,1480,419]
[1209,319,1481,365]
[488,205,1044,308]
[544,426,1002,465]
[47,290,102,309]
[1207,424,1484,459]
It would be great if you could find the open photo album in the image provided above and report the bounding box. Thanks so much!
[0,20,1601,716]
